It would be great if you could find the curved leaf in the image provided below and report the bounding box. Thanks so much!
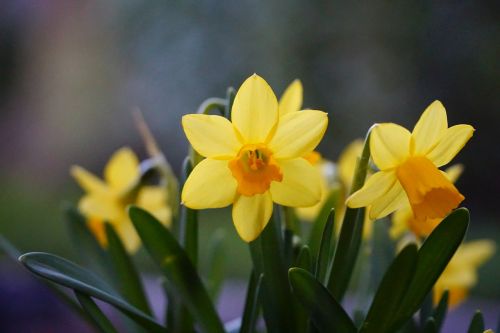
[75,291,119,333]
[19,252,165,333]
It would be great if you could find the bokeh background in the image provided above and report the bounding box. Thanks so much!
[0,1,498,332]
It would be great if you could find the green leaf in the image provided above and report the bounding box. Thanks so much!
[308,188,341,258]
[129,206,224,333]
[389,208,470,331]
[422,318,437,333]
[289,267,357,333]
[315,209,334,285]
[467,311,485,333]
[432,290,449,331]
[179,157,198,265]
[104,223,151,315]
[327,133,371,301]
[361,244,418,333]
[206,229,226,301]
[19,252,165,332]
[369,219,395,292]
[63,204,114,282]
[420,291,434,328]
[249,212,296,333]
[75,291,119,333]
[239,271,263,333]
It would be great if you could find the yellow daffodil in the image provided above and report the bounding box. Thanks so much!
[347,100,474,221]
[181,74,328,242]
[71,147,171,252]
[390,164,464,239]
[434,240,495,307]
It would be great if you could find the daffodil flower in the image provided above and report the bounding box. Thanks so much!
[434,240,495,307]
[181,74,328,242]
[71,147,171,252]
[347,101,474,221]
[390,164,464,239]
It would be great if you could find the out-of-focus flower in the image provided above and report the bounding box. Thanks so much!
[181,74,328,242]
[390,164,464,239]
[71,147,171,252]
[347,101,474,222]
[434,240,495,307]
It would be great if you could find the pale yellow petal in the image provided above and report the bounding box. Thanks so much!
[114,217,141,253]
[346,171,396,208]
[443,164,464,183]
[369,181,407,219]
[390,206,413,239]
[182,114,241,158]
[270,158,321,207]
[338,139,364,189]
[426,125,474,167]
[278,79,303,116]
[269,110,328,159]
[370,123,411,170]
[181,159,237,209]
[231,74,278,143]
[71,166,108,195]
[453,240,496,268]
[411,100,448,155]
[78,194,122,222]
[136,186,172,227]
[232,192,273,242]
[104,147,140,192]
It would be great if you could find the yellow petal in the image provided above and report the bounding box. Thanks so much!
[78,194,122,222]
[370,123,411,170]
[232,192,273,242]
[270,158,321,207]
[71,166,108,195]
[232,74,278,143]
[443,164,464,183]
[181,158,237,209]
[104,147,139,192]
[114,218,141,253]
[453,240,496,268]
[426,124,474,167]
[369,181,406,219]
[390,206,413,239]
[346,171,397,208]
[278,79,303,116]
[136,186,172,227]
[411,100,448,155]
[182,114,241,159]
[338,139,364,189]
[269,110,328,159]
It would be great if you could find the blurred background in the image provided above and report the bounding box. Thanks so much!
[0,1,498,332]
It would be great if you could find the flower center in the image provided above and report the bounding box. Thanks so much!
[228,144,283,196]
[396,156,464,220]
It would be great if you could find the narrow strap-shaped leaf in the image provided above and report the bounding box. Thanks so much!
[389,208,470,331]
[239,271,263,333]
[206,230,226,301]
[422,318,437,333]
[179,157,198,265]
[361,244,418,333]
[420,291,434,328]
[315,209,335,285]
[328,132,371,301]
[289,267,357,333]
[129,206,225,333]
[432,290,449,331]
[467,311,485,333]
[249,213,296,333]
[19,252,166,332]
[75,291,119,333]
[64,205,115,282]
[104,223,151,315]
[308,188,341,258]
